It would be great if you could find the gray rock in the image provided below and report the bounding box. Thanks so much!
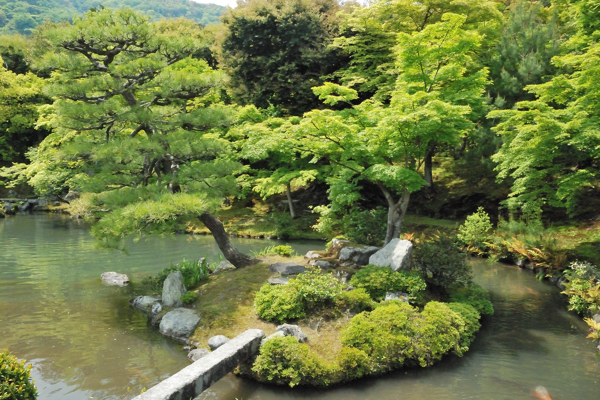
[208,335,230,350]
[339,246,380,266]
[368,239,413,271]
[213,260,235,274]
[385,291,409,303]
[276,324,308,343]
[593,313,600,324]
[314,260,336,270]
[260,330,285,346]
[268,277,289,285]
[130,295,161,311]
[4,202,13,215]
[64,190,80,202]
[187,348,210,362]
[329,238,351,257]
[18,199,37,212]
[101,272,130,286]
[151,302,163,315]
[162,271,186,307]
[268,262,307,276]
[304,251,321,260]
[159,308,200,340]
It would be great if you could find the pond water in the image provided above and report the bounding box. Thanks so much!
[1,213,599,400]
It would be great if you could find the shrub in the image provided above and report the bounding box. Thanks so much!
[341,207,387,246]
[562,262,600,315]
[412,235,473,291]
[447,302,481,351]
[340,301,421,374]
[253,245,296,257]
[349,265,426,303]
[457,207,493,252]
[0,350,37,400]
[143,258,209,291]
[418,302,465,362]
[251,336,330,387]
[180,291,198,305]
[448,282,494,315]
[335,347,370,381]
[290,267,344,309]
[336,288,376,313]
[254,284,306,323]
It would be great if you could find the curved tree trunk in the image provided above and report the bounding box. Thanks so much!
[199,212,258,268]
[380,184,411,245]
[285,182,297,219]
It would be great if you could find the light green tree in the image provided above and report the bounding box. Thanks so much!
[2,8,256,266]
[488,0,600,219]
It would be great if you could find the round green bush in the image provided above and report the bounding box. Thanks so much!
[254,284,305,323]
[349,265,426,302]
[447,302,481,350]
[251,336,330,387]
[0,350,37,400]
[336,288,375,313]
[412,236,473,291]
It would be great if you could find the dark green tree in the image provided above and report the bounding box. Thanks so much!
[218,0,344,115]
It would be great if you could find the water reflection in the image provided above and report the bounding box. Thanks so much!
[0,214,319,400]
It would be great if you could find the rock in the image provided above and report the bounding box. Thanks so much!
[269,262,307,276]
[314,260,336,270]
[385,291,409,303]
[213,260,235,274]
[162,271,186,307]
[130,295,161,311]
[64,190,80,202]
[101,272,130,286]
[208,335,230,350]
[304,251,322,261]
[593,313,600,324]
[339,246,380,266]
[187,348,210,362]
[18,199,37,212]
[159,308,200,340]
[4,202,14,215]
[368,239,413,271]
[268,277,289,285]
[33,199,49,211]
[260,331,285,346]
[151,302,163,315]
[329,238,351,257]
[276,324,308,343]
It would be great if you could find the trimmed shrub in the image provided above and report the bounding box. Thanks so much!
[254,284,305,323]
[251,336,330,387]
[418,302,465,362]
[349,265,426,302]
[291,267,344,309]
[447,302,481,350]
[448,282,494,315]
[457,207,493,251]
[336,288,376,313]
[0,350,37,400]
[412,236,473,291]
[335,347,370,381]
[253,245,296,257]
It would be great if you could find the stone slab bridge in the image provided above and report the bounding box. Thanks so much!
[133,329,265,400]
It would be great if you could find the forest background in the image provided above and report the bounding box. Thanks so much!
[0,0,599,272]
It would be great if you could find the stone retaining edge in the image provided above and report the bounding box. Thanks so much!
[132,328,265,400]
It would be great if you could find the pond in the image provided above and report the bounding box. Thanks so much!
[1,213,599,399]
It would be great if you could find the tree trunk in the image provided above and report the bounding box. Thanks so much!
[199,212,258,268]
[423,149,434,189]
[285,182,297,219]
[381,185,411,244]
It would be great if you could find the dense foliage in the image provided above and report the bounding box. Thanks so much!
[0,350,37,400]
[349,265,426,302]
[0,0,224,35]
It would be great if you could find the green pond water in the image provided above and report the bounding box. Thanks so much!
[1,213,599,400]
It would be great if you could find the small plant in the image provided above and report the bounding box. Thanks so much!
[143,258,209,291]
[180,291,199,305]
[252,245,296,257]
[457,207,493,252]
[562,261,600,315]
[0,350,37,400]
[349,265,426,303]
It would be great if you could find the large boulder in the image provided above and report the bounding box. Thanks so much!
[159,308,200,340]
[162,271,186,307]
[368,239,413,271]
[339,246,380,266]
[276,324,308,343]
[101,272,130,286]
[207,335,230,350]
[269,262,307,276]
[329,238,351,257]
